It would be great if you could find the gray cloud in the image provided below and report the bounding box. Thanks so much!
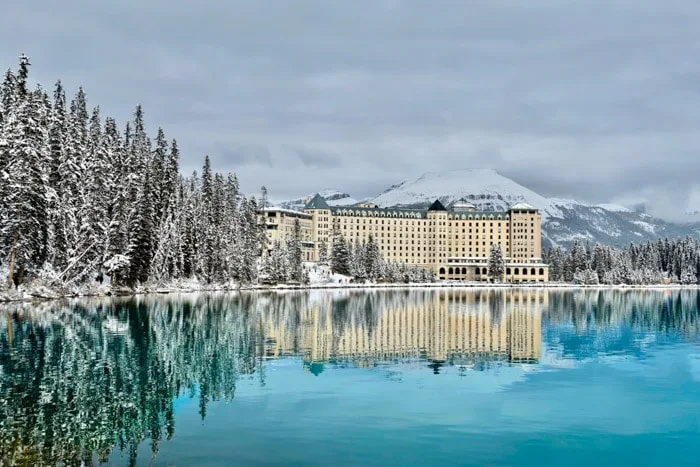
[2,0,700,220]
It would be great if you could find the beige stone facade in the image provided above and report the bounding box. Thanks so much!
[261,207,315,261]
[262,195,549,282]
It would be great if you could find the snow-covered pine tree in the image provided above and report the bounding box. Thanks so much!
[163,139,180,217]
[582,269,599,285]
[331,224,350,275]
[318,239,329,265]
[151,127,169,225]
[365,235,382,280]
[125,168,155,285]
[545,246,566,282]
[220,172,239,280]
[681,265,697,285]
[103,117,130,283]
[488,243,505,282]
[286,217,303,282]
[264,240,288,284]
[238,196,261,283]
[0,59,52,282]
[196,155,216,283]
[351,240,367,280]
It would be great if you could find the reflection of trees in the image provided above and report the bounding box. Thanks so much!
[545,290,700,335]
[544,290,700,359]
[0,294,257,466]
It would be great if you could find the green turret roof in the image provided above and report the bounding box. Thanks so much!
[305,193,330,210]
[428,199,447,211]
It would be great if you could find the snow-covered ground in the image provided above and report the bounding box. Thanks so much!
[2,282,699,304]
[2,261,699,304]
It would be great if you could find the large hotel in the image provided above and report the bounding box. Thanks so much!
[262,194,549,282]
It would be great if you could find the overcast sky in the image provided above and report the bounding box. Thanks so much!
[2,0,700,220]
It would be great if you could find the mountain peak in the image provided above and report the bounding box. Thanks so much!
[370,169,551,213]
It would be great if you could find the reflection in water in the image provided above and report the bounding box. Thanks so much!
[259,290,544,373]
[0,289,699,465]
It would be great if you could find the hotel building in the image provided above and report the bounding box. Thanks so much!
[262,194,548,282]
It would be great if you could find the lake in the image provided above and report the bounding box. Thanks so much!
[2,289,700,466]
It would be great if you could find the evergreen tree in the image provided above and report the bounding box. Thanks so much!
[365,235,382,280]
[318,239,329,265]
[286,218,303,282]
[0,60,52,282]
[330,224,350,275]
[681,265,697,285]
[488,243,505,282]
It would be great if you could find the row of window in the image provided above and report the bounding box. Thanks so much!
[439,267,546,276]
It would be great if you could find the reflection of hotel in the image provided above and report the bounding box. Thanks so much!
[262,196,549,282]
[259,290,545,372]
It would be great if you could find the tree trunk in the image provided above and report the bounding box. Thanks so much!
[7,235,17,289]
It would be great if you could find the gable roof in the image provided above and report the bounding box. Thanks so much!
[304,193,330,210]
[428,199,447,211]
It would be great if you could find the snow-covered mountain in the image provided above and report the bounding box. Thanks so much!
[275,189,358,212]
[369,169,700,248]
[278,170,700,248]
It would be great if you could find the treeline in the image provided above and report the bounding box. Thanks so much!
[544,237,700,285]
[0,55,262,288]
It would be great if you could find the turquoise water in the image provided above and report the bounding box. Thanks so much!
[2,289,700,466]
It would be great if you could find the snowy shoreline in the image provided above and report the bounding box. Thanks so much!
[2,281,699,304]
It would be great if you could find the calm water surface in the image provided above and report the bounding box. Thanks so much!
[2,289,700,466]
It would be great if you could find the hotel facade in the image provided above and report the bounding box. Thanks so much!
[262,195,549,282]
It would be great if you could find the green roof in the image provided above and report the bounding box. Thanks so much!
[330,205,426,217]
[304,193,330,210]
[329,204,509,218]
[428,199,447,211]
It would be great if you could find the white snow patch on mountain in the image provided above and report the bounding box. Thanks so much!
[371,169,562,217]
[275,189,357,211]
[597,203,632,213]
[632,220,656,234]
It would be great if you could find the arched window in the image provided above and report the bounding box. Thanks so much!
[448,267,453,274]
[482,268,487,275]
[539,268,545,275]
[461,267,467,274]
[531,268,536,275]
[439,267,445,275]
[506,268,511,275]
[514,268,519,275]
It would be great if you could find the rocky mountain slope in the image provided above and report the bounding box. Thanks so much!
[276,189,358,211]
